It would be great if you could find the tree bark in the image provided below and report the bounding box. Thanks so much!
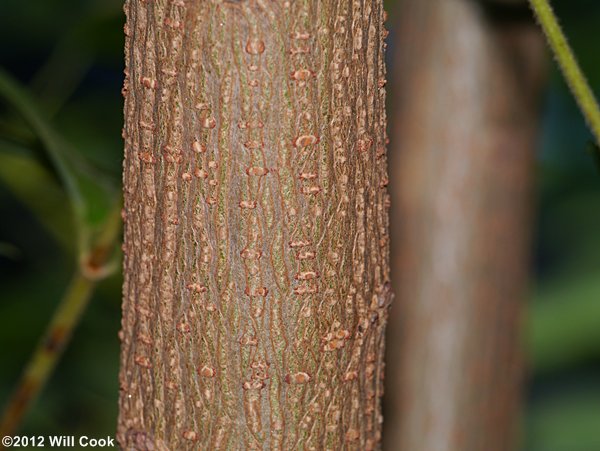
[118,1,390,449]
[384,1,545,450]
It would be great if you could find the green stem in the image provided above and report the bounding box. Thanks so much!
[0,202,121,441]
[0,273,94,441]
[529,0,600,147]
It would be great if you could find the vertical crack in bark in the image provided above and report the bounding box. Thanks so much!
[119,0,390,449]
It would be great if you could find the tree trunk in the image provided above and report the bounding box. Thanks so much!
[384,1,545,450]
[118,1,390,449]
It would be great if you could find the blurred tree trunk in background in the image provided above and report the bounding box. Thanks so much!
[384,0,545,450]
[118,0,390,449]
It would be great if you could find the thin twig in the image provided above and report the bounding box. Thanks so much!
[0,273,94,441]
[529,0,600,146]
[0,203,122,441]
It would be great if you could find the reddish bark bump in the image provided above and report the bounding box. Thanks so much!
[136,333,153,346]
[296,250,315,260]
[245,286,269,297]
[193,141,206,153]
[294,134,319,147]
[290,69,314,81]
[285,372,311,384]
[289,240,311,248]
[301,186,322,195]
[290,46,310,56]
[245,39,265,55]
[182,431,198,442]
[343,370,358,382]
[163,17,182,30]
[134,355,152,369]
[194,168,208,179]
[176,321,190,334]
[140,76,157,89]
[293,284,318,296]
[240,248,262,260]
[125,429,155,451]
[239,200,257,209]
[357,137,373,152]
[246,166,269,177]
[295,271,319,280]
[345,429,360,442]
[201,117,216,129]
[139,120,155,130]
[239,335,258,347]
[242,380,266,390]
[186,283,207,293]
[291,31,310,40]
[138,151,155,164]
[198,365,216,378]
[244,140,264,149]
[323,339,347,352]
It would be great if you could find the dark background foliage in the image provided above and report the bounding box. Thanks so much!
[1,0,599,449]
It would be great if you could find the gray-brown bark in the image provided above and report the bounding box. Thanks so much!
[383,0,545,450]
[118,0,390,449]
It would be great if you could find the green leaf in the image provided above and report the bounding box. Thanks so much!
[0,71,84,218]
[0,69,118,256]
[0,146,74,253]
